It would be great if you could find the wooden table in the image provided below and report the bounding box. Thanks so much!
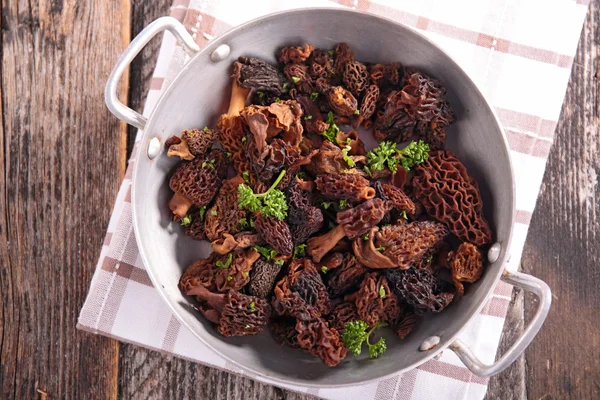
[1,1,598,399]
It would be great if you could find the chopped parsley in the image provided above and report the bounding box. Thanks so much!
[257,91,265,99]
[291,76,301,83]
[245,324,250,328]
[293,244,307,259]
[376,246,386,252]
[304,115,313,120]
[398,140,430,171]
[310,92,319,101]
[216,253,233,269]
[180,214,192,226]
[243,271,249,277]
[241,136,247,143]
[242,170,250,183]
[399,210,408,220]
[365,140,429,174]
[248,301,256,312]
[328,49,334,56]
[361,233,370,241]
[202,158,215,169]
[238,170,288,220]
[295,171,307,180]
[321,266,329,274]
[227,275,233,281]
[354,109,360,115]
[283,82,289,90]
[210,209,217,216]
[341,145,355,168]
[322,112,339,142]
[203,126,209,131]
[379,285,386,298]
[254,245,284,265]
[275,97,281,103]
[425,254,434,264]
[198,206,207,221]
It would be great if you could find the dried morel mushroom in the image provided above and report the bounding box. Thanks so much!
[315,173,375,202]
[326,253,368,297]
[272,275,319,321]
[254,211,294,256]
[336,198,389,239]
[307,198,388,262]
[391,312,419,339]
[179,254,219,294]
[328,301,361,333]
[355,272,401,327]
[305,140,348,176]
[288,258,331,316]
[375,182,416,215]
[284,63,312,93]
[234,56,285,95]
[356,84,380,127]
[328,86,358,117]
[385,268,454,314]
[286,181,324,244]
[270,317,301,348]
[213,248,260,293]
[447,242,484,296]
[248,258,283,299]
[204,176,247,242]
[169,149,228,219]
[343,61,369,96]
[412,150,492,246]
[333,43,354,75]
[279,44,314,64]
[183,128,219,156]
[373,221,449,270]
[187,286,270,336]
[185,211,207,241]
[295,318,348,367]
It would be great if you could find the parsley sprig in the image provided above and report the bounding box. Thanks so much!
[216,253,233,269]
[238,170,288,220]
[365,140,430,174]
[293,244,307,259]
[341,320,388,359]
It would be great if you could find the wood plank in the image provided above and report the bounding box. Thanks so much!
[0,0,130,398]
[521,0,600,399]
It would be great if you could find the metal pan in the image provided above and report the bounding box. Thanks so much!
[105,8,551,387]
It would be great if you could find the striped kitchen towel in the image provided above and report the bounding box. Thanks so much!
[78,0,590,399]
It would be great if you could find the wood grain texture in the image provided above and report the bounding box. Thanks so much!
[0,0,129,398]
[520,0,600,398]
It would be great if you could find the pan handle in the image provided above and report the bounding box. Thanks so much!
[104,17,200,130]
[449,270,551,377]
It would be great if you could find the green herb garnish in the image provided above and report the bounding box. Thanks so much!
[238,170,288,220]
[295,172,307,180]
[202,158,215,169]
[341,146,355,167]
[322,112,339,142]
[399,210,408,220]
[275,97,281,103]
[245,324,250,328]
[354,109,360,115]
[242,171,250,183]
[283,82,289,90]
[249,301,256,312]
[180,214,192,226]
[376,246,385,252]
[365,141,401,173]
[257,91,265,99]
[328,49,334,56]
[379,285,386,298]
[254,245,284,265]
[210,209,217,216]
[243,271,249,277]
[291,76,301,83]
[237,218,250,230]
[241,136,247,143]
[341,320,388,359]
[310,92,319,101]
[321,266,329,274]
[216,253,233,269]
[425,254,434,264]
[293,244,307,259]
[227,275,233,281]
[304,115,313,121]
[203,126,209,131]
[361,233,370,241]
[339,199,348,209]
[198,206,207,222]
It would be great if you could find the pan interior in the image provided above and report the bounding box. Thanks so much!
[132,9,514,386]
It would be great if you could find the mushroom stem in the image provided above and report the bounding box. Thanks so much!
[307,224,346,263]
[228,79,250,117]
[352,227,396,269]
[187,285,227,313]
[169,192,192,219]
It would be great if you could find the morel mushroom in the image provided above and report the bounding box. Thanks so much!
[343,61,369,96]
[295,317,348,367]
[204,176,247,242]
[168,149,227,219]
[412,150,492,246]
[270,317,301,348]
[234,56,285,95]
[213,248,260,293]
[279,44,314,64]
[187,286,270,336]
[328,86,358,117]
[179,253,219,294]
[385,268,454,314]
[307,198,389,262]
[254,211,294,256]
[447,242,484,296]
[333,43,354,75]
[354,272,402,327]
[375,182,416,215]
[315,173,375,202]
[327,301,361,333]
[248,258,283,299]
[326,253,368,297]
